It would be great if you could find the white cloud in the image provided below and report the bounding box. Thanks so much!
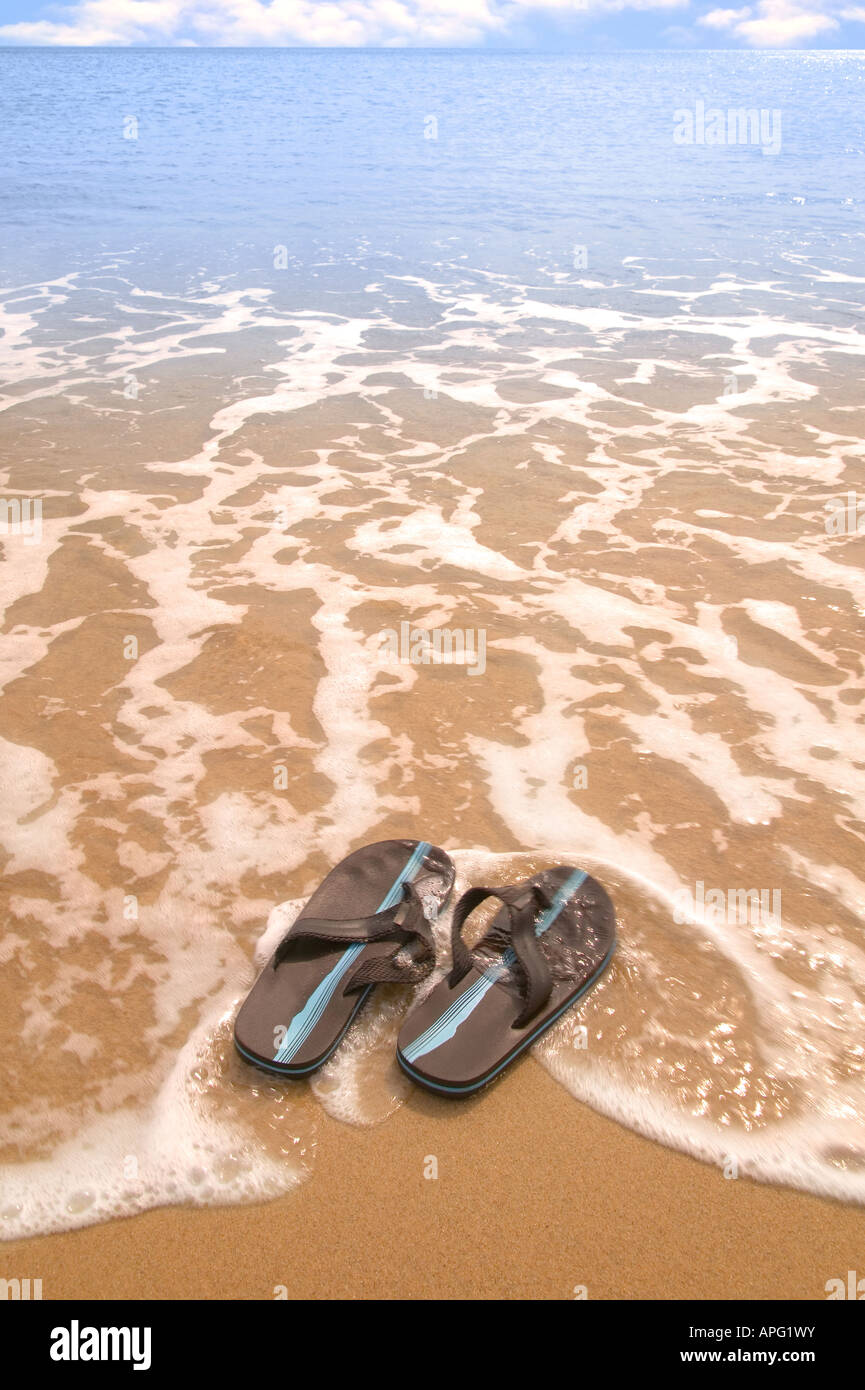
[0,0,539,47]
[0,0,688,48]
[0,0,852,46]
[700,5,751,26]
[699,0,840,42]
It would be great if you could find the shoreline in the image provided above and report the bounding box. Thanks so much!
[5,1058,863,1301]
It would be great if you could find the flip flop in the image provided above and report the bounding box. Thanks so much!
[234,839,454,1076]
[396,866,615,1095]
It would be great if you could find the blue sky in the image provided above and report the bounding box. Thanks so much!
[0,0,863,48]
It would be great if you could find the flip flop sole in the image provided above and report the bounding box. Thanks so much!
[234,986,374,1077]
[396,941,615,1095]
[396,867,616,1096]
[234,839,454,1076]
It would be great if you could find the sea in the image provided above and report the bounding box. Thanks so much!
[1,48,865,1235]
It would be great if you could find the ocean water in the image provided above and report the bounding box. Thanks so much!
[1,48,865,1237]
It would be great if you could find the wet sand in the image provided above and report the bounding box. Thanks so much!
[2,265,865,1256]
[5,1059,864,1301]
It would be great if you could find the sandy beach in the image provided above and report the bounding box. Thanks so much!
[6,1061,865,1301]
[3,287,865,1272]
[3,49,865,1301]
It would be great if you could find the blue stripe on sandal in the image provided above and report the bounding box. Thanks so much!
[401,868,586,1064]
[273,840,431,1064]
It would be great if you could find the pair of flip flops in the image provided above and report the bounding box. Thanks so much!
[234,839,616,1096]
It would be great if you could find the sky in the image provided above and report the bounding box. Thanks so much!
[0,0,864,48]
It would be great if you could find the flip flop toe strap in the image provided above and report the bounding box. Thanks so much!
[344,880,436,991]
[448,883,556,1029]
[273,880,435,991]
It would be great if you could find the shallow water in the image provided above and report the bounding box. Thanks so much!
[1,49,864,1236]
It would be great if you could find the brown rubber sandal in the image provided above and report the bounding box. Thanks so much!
[235,839,454,1076]
[397,866,615,1095]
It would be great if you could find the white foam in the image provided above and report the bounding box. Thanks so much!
[0,1002,311,1240]
[3,249,865,1232]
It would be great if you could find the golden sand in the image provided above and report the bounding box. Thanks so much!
[5,1061,864,1300]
